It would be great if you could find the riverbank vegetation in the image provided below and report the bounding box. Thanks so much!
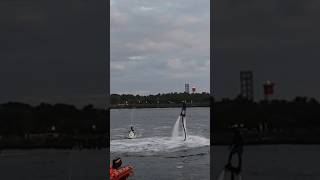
[0,102,108,149]
[1,94,320,148]
[214,96,320,144]
[110,92,211,108]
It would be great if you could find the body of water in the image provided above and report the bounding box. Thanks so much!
[110,107,210,180]
[213,145,320,180]
[0,149,106,180]
[3,107,317,180]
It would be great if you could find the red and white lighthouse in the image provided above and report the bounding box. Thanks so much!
[192,86,196,93]
[263,80,274,101]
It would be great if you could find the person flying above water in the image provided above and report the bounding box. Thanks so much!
[226,128,243,174]
[180,101,187,141]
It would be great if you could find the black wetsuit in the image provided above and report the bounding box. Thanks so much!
[227,130,243,174]
[180,102,187,141]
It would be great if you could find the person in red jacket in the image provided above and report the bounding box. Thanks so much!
[110,157,121,179]
[110,157,133,180]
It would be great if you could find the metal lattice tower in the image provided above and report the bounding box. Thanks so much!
[185,83,190,93]
[240,71,254,101]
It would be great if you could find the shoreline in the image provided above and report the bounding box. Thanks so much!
[2,135,320,149]
[2,142,320,150]
[213,132,320,145]
[0,135,109,150]
[110,104,209,109]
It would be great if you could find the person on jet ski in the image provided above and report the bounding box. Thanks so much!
[128,126,136,138]
[129,126,134,133]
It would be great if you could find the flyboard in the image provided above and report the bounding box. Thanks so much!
[217,167,242,180]
[218,151,243,180]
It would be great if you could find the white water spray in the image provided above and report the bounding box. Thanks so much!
[217,169,242,180]
[217,170,225,180]
[171,116,181,139]
[171,115,187,140]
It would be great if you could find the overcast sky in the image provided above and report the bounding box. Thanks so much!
[111,0,320,101]
[1,0,107,108]
[110,0,210,95]
[214,0,320,101]
[3,0,320,107]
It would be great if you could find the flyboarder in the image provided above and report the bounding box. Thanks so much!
[180,101,187,141]
[225,128,243,177]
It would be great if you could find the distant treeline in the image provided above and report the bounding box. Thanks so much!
[0,102,108,149]
[212,96,320,144]
[2,95,320,146]
[110,92,211,108]
[214,96,320,132]
[0,102,107,136]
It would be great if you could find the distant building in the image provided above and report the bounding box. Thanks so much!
[263,80,274,101]
[192,86,196,93]
[240,71,254,101]
[185,83,190,93]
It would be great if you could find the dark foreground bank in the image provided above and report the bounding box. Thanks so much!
[213,145,320,180]
[0,102,108,149]
[0,135,108,149]
[0,149,107,180]
[214,131,320,145]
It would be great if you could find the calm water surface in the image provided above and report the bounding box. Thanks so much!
[213,145,320,180]
[110,107,210,180]
[0,149,106,180]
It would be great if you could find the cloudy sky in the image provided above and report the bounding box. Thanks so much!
[1,0,107,108]
[110,0,210,95]
[3,0,320,107]
[214,0,320,101]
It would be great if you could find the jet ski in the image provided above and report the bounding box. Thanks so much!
[127,126,136,139]
[127,130,136,139]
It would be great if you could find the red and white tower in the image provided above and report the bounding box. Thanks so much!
[192,86,196,93]
[263,80,274,101]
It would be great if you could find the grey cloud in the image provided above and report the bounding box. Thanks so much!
[1,0,107,108]
[111,0,210,94]
[214,0,320,100]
